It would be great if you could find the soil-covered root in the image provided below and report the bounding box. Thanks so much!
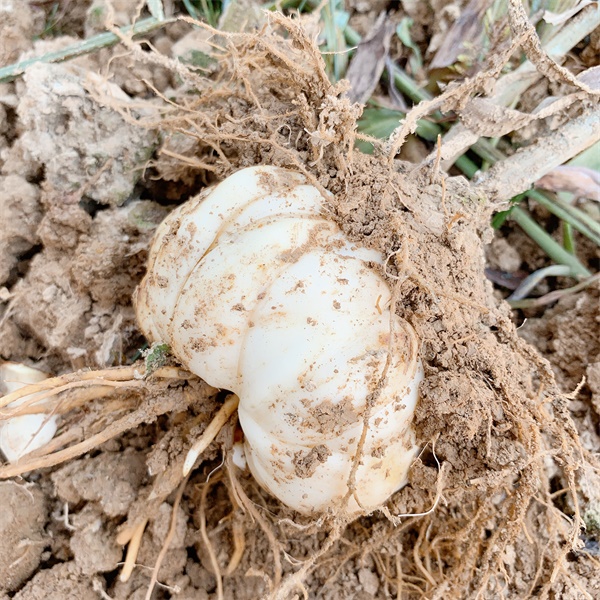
[0,366,198,479]
[0,364,223,594]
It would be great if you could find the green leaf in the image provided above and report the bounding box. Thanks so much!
[396,18,423,75]
[144,343,171,375]
[146,0,166,21]
[492,208,513,229]
[356,108,440,153]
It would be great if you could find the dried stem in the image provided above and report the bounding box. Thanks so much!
[474,104,600,203]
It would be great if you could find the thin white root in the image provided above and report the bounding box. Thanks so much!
[183,395,240,476]
[120,518,148,582]
[224,517,245,576]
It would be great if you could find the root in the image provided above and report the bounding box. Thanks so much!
[183,394,239,476]
[270,523,344,600]
[226,457,283,591]
[339,288,418,513]
[144,475,189,600]
[119,518,148,582]
[198,478,224,600]
[379,440,449,526]
[224,516,246,576]
[385,33,522,163]
[0,365,190,413]
[114,394,239,588]
[0,365,193,478]
[0,362,232,592]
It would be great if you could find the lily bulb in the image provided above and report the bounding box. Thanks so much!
[0,362,57,463]
[135,166,422,515]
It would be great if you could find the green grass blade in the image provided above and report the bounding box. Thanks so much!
[507,264,572,301]
[146,0,166,21]
[527,189,600,245]
[0,16,174,84]
[510,207,591,278]
[508,272,600,309]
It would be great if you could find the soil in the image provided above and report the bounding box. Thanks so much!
[1,2,599,600]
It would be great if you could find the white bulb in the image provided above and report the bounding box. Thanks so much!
[0,363,57,463]
[231,440,247,471]
[135,166,422,515]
